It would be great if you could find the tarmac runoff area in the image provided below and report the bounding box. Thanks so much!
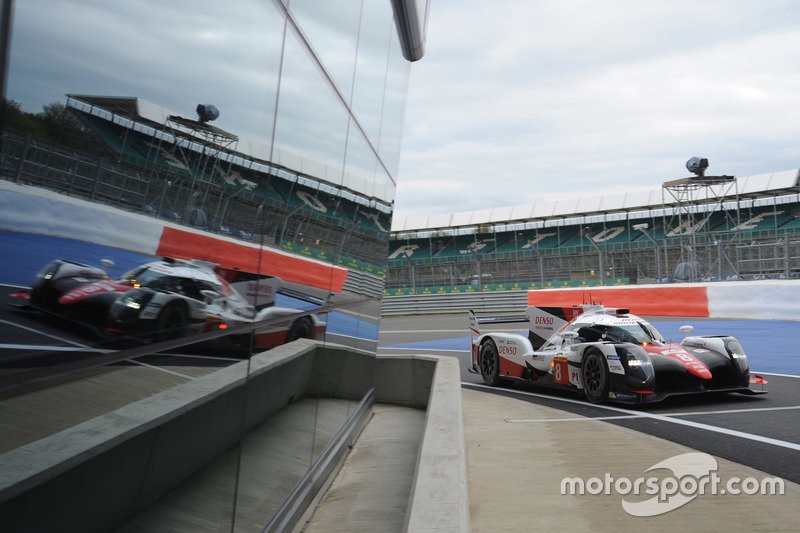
[459,388,798,533]
[299,388,799,533]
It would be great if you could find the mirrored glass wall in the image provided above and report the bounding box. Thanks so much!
[0,0,410,530]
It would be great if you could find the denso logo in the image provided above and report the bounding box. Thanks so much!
[535,316,554,325]
[498,344,517,356]
[247,282,274,294]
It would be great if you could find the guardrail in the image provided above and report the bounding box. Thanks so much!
[381,291,529,316]
[263,388,376,533]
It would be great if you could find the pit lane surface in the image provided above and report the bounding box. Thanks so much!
[378,314,800,486]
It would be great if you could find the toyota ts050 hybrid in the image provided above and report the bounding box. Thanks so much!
[468,305,767,404]
[11,257,325,348]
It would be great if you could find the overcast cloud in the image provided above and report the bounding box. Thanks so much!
[393,0,800,222]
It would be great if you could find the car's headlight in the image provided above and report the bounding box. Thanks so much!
[123,296,141,310]
[617,345,655,383]
[725,339,749,374]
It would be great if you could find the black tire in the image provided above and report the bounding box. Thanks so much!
[582,349,609,404]
[154,302,188,342]
[479,338,504,387]
[29,260,69,310]
[287,317,314,342]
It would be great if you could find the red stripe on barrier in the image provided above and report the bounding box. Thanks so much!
[156,227,348,292]
[527,286,709,317]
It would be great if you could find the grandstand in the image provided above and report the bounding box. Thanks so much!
[386,169,800,294]
[1,95,392,284]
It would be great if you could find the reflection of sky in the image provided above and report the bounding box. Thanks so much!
[8,0,283,144]
[7,0,405,201]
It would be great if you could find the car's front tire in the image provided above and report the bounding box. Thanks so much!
[582,349,609,404]
[154,302,188,342]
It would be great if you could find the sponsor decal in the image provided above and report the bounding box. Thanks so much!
[644,344,712,379]
[561,452,784,517]
[684,340,708,348]
[59,281,129,304]
[607,359,625,374]
[498,343,518,356]
[553,356,570,384]
[608,391,636,400]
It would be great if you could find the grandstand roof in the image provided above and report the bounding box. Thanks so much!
[390,169,800,233]
[67,94,238,143]
[66,94,394,208]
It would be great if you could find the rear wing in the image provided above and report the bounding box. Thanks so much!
[525,306,585,349]
[216,267,281,309]
[468,309,527,346]
[469,306,585,350]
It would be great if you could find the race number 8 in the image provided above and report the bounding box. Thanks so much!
[554,357,569,384]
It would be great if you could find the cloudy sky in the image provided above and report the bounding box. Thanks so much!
[393,0,800,222]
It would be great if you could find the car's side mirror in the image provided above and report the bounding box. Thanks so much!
[679,325,694,337]
[200,289,221,302]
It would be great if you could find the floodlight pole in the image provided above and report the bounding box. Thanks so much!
[279,203,308,245]
[403,251,415,294]
[531,245,545,288]
[582,228,605,286]
[633,223,662,282]
[470,249,482,292]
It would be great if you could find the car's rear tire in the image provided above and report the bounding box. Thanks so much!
[287,317,314,342]
[155,302,188,341]
[582,349,609,404]
[479,338,505,387]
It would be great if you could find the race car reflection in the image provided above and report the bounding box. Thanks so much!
[12,257,325,349]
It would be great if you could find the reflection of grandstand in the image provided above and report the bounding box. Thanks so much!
[2,94,392,277]
[387,169,800,292]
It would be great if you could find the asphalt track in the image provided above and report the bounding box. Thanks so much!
[378,314,800,486]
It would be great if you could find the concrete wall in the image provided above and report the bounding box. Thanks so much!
[0,341,468,533]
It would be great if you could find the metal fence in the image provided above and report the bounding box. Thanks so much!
[381,291,529,316]
[0,131,389,279]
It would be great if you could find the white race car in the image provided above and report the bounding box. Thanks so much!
[469,304,767,404]
[16,257,325,348]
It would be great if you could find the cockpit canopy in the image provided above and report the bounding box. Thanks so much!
[572,320,665,345]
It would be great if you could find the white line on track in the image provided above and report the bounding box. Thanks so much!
[126,359,195,379]
[156,352,242,362]
[466,382,800,452]
[0,343,111,353]
[757,372,800,379]
[0,318,93,348]
[507,405,800,423]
